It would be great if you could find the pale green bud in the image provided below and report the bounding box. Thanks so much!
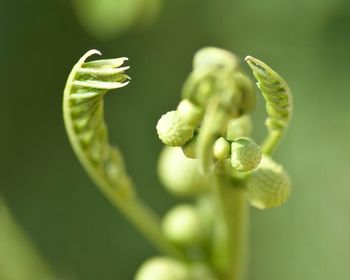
[247,156,292,209]
[177,99,203,126]
[184,77,213,107]
[162,204,203,247]
[226,115,252,141]
[181,135,197,159]
[135,257,189,280]
[183,48,241,108]
[158,147,209,196]
[233,72,256,115]
[190,263,217,280]
[231,138,262,172]
[213,137,231,160]
[193,47,240,70]
[156,111,194,147]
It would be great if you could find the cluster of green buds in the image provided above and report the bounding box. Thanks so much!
[155,47,291,206]
[135,47,292,279]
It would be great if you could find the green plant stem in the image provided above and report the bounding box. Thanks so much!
[78,170,184,260]
[262,130,282,155]
[212,167,249,280]
[107,188,184,260]
[63,80,184,259]
[64,119,183,260]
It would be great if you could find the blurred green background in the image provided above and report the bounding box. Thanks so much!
[1,0,350,279]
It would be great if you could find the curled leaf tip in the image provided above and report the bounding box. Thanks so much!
[245,56,270,75]
[83,49,102,58]
[63,50,132,194]
[244,55,252,61]
[245,55,292,154]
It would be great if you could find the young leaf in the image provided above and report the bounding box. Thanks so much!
[63,50,183,258]
[245,56,292,154]
[63,49,132,195]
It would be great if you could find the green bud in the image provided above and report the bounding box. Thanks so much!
[177,99,203,126]
[193,47,239,70]
[213,137,231,160]
[190,263,217,280]
[233,72,256,114]
[189,77,215,107]
[162,204,203,247]
[247,156,292,209]
[158,147,209,196]
[226,115,252,141]
[181,135,197,159]
[231,138,262,172]
[135,257,189,280]
[156,111,194,147]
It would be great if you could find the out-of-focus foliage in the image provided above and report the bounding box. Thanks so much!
[73,0,162,39]
[0,199,58,280]
[1,0,350,279]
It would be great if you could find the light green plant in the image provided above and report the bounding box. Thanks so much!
[63,47,293,280]
[73,0,162,39]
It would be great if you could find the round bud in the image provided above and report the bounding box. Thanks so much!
[226,115,252,141]
[233,72,257,114]
[181,135,197,159]
[177,99,203,126]
[135,257,189,280]
[156,111,194,147]
[231,138,262,172]
[193,47,239,70]
[213,137,231,160]
[189,78,213,107]
[158,147,209,196]
[190,263,217,280]
[247,156,292,209]
[162,204,203,247]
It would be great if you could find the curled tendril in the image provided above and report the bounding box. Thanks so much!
[63,49,133,196]
[245,56,292,155]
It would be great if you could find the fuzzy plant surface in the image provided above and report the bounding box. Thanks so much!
[63,47,293,280]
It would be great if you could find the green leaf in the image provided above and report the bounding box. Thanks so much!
[63,50,132,195]
[245,56,292,154]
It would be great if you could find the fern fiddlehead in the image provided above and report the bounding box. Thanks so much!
[245,56,292,155]
[63,50,182,259]
[63,50,131,194]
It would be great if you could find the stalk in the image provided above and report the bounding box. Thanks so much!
[262,131,282,155]
[98,182,184,260]
[212,167,249,280]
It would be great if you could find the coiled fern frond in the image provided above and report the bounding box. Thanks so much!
[245,56,292,154]
[63,49,132,195]
[63,50,182,258]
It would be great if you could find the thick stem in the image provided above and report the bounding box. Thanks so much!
[226,187,249,280]
[212,168,249,280]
